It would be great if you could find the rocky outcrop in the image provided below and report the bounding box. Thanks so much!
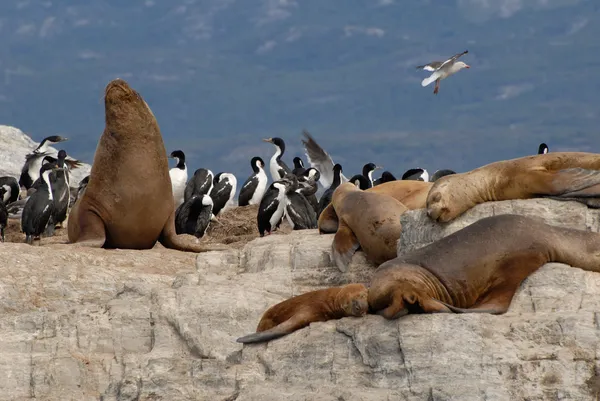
[0,199,599,400]
[398,197,600,255]
[0,125,91,186]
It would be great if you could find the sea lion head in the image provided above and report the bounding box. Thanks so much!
[331,182,359,204]
[337,283,369,317]
[104,78,157,136]
[426,174,468,223]
[367,262,437,319]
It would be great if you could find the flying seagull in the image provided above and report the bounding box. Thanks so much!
[416,50,470,95]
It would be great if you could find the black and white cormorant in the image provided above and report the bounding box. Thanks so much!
[169,150,188,208]
[45,150,71,236]
[298,167,320,214]
[538,143,549,154]
[284,175,317,230]
[301,130,347,189]
[21,163,59,244]
[361,162,382,188]
[374,171,397,186]
[292,157,307,177]
[349,174,370,190]
[430,169,456,182]
[401,168,429,182]
[263,137,292,181]
[317,163,343,216]
[175,194,213,238]
[19,135,81,190]
[238,156,268,207]
[209,172,237,216]
[0,189,8,242]
[257,178,292,237]
[184,168,214,202]
[0,176,20,204]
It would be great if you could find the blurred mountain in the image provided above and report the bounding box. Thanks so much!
[0,0,598,188]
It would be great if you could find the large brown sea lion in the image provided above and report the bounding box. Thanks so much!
[318,180,432,234]
[368,214,600,319]
[236,283,368,344]
[68,79,223,252]
[426,152,600,223]
[328,183,410,272]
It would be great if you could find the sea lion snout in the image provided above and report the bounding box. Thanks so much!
[104,79,136,102]
[349,297,369,317]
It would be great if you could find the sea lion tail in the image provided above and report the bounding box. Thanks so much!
[236,329,287,344]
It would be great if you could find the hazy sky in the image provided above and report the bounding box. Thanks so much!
[0,0,598,189]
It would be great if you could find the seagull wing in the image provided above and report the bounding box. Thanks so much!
[301,130,337,188]
[416,61,444,72]
[439,50,469,69]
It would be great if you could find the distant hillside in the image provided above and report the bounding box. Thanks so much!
[0,0,598,185]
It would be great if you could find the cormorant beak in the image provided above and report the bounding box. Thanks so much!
[262,138,273,143]
[375,165,383,170]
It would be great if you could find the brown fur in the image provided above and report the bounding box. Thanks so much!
[318,180,431,234]
[68,79,225,252]
[236,283,369,344]
[329,183,408,272]
[427,152,600,223]
[368,214,600,319]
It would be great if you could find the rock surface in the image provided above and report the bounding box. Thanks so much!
[0,199,599,400]
[0,125,91,186]
[398,197,600,255]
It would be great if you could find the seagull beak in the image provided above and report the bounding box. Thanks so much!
[464,65,470,69]
[262,138,273,143]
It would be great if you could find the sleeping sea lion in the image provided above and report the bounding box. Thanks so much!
[236,283,368,344]
[318,180,432,234]
[427,152,600,223]
[68,78,225,252]
[328,183,409,272]
[368,214,600,319]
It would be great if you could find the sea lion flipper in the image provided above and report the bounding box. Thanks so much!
[438,300,508,315]
[332,221,360,272]
[67,206,106,248]
[236,329,288,344]
[544,168,600,197]
[236,314,311,344]
[318,203,339,233]
[159,209,230,253]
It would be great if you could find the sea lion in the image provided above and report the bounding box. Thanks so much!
[68,78,224,252]
[236,283,368,344]
[328,183,410,272]
[318,180,432,234]
[427,152,600,223]
[368,214,600,319]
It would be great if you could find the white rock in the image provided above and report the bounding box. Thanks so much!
[0,125,91,187]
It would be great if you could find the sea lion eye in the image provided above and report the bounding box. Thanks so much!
[430,193,441,203]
